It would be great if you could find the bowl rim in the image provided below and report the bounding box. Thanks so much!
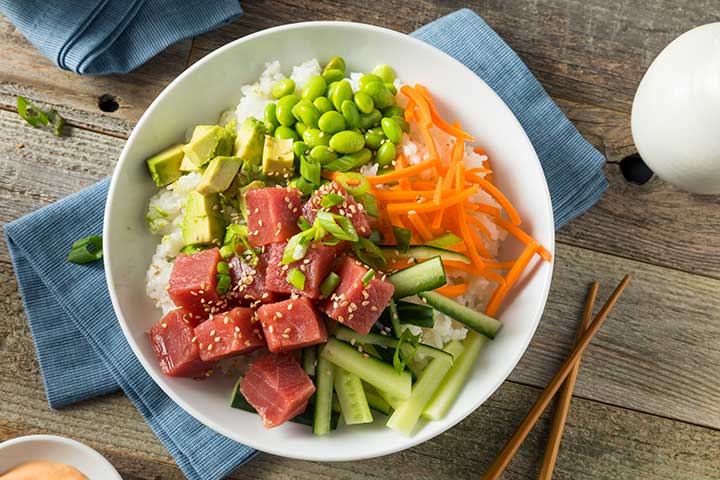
[104,19,555,461]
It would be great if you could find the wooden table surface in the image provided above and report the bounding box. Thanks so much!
[1,2,719,479]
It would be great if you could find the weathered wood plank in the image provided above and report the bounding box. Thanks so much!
[188,0,720,112]
[0,15,191,136]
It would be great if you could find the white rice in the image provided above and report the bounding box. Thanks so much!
[145,59,506,349]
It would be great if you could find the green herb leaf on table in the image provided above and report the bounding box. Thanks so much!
[67,235,103,264]
[17,96,65,136]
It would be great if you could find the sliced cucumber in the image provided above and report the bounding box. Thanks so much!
[426,232,464,249]
[334,366,373,425]
[382,245,470,264]
[333,325,454,363]
[302,347,317,377]
[389,256,447,299]
[386,346,454,434]
[419,291,502,339]
[321,337,412,400]
[423,332,486,421]
[396,300,435,328]
[313,349,335,436]
[376,388,404,410]
[363,382,393,415]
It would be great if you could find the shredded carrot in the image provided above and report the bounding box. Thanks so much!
[415,84,474,140]
[457,204,485,271]
[321,170,343,181]
[435,283,468,297]
[442,259,475,273]
[400,85,432,128]
[432,177,443,205]
[485,242,539,317]
[366,157,439,185]
[386,186,478,214]
[473,147,493,183]
[394,153,412,190]
[466,202,502,217]
[494,216,552,262]
[467,224,491,258]
[467,167,492,175]
[404,97,416,122]
[410,180,437,190]
[371,189,457,202]
[464,173,521,225]
[455,162,464,190]
[385,258,415,271]
[407,212,434,241]
[431,176,446,231]
[467,215,493,239]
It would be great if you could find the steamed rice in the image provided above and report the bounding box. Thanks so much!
[144,58,506,349]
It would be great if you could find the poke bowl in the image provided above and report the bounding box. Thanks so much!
[104,21,554,461]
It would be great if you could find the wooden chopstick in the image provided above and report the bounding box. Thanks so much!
[537,282,599,479]
[481,275,631,480]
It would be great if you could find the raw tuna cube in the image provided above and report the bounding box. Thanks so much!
[168,248,224,316]
[228,251,284,306]
[321,256,394,334]
[149,308,214,377]
[194,307,265,362]
[301,181,371,237]
[257,297,328,352]
[264,241,336,299]
[246,187,302,247]
[240,352,316,428]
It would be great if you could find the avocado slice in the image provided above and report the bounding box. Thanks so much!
[146,144,184,187]
[183,125,231,167]
[234,118,265,166]
[179,154,201,172]
[196,156,243,195]
[262,136,294,178]
[182,191,225,245]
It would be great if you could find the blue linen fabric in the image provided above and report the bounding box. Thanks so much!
[0,0,243,75]
[2,8,606,480]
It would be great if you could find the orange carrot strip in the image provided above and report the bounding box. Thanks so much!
[494,216,552,262]
[386,186,478,214]
[444,259,514,272]
[385,258,415,271]
[407,212,434,242]
[432,177,443,205]
[485,242,539,317]
[371,189,456,202]
[442,259,476,273]
[465,173,521,225]
[321,170,343,181]
[476,268,508,285]
[443,131,464,190]
[366,157,440,185]
[400,85,432,128]
[455,162,465,190]
[411,180,437,190]
[467,215,493,239]
[457,204,485,271]
[465,202,502,217]
[415,84,474,140]
[474,147,494,183]
[394,153,412,190]
[431,176,446,231]
[404,97,416,122]
[467,167,492,175]
[435,283,468,297]
[467,224,491,258]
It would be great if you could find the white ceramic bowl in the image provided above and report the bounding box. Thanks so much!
[0,435,122,479]
[105,21,554,461]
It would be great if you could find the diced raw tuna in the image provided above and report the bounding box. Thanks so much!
[149,308,214,377]
[257,297,328,352]
[168,248,225,316]
[228,251,284,306]
[194,307,265,361]
[321,256,394,334]
[246,187,302,247]
[239,352,316,428]
[301,181,371,237]
[264,241,337,299]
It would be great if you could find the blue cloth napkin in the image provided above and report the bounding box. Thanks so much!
[0,0,243,75]
[3,8,606,480]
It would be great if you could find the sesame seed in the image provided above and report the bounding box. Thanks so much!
[269,325,274,333]
[361,301,370,306]
[284,327,291,333]
[276,312,284,318]
[282,333,290,339]
[287,303,293,310]
[235,326,240,332]
[191,336,197,342]
[370,306,378,311]
[161,322,167,328]
[214,336,221,343]
[362,353,369,359]
[208,344,214,351]
[338,316,345,323]
[245,340,251,346]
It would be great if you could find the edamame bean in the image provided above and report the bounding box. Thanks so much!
[341,100,360,129]
[264,122,276,136]
[364,128,385,150]
[276,94,300,126]
[362,81,395,109]
[313,96,333,114]
[275,125,299,141]
[292,101,320,128]
[293,141,309,158]
[381,117,403,143]
[382,106,404,118]
[342,147,372,167]
[331,80,353,111]
[354,91,374,114]
[303,128,331,148]
[272,79,295,99]
[329,130,365,154]
[376,141,397,167]
[323,56,346,74]
[358,73,383,91]
[358,109,382,129]
[385,83,398,95]
[309,145,338,165]
[372,64,397,83]
[264,103,279,127]
[327,81,339,103]
[390,115,410,133]
[322,69,344,84]
[318,111,346,134]
[295,122,308,137]
[302,75,327,101]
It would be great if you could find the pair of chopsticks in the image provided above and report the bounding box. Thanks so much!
[482,275,631,479]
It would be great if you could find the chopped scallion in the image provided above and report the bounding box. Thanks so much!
[361,269,376,285]
[300,155,321,185]
[17,96,65,136]
[320,193,346,208]
[297,216,312,231]
[287,267,306,290]
[282,228,316,264]
[67,235,103,264]
[320,272,341,298]
[361,193,379,218]
[219,245,235,259]
[392,226,412,253]
[216,261,230,275]
[315,211,358,242]
[216,274,231,294]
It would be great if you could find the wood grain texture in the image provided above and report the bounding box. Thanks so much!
[0,15,190,137]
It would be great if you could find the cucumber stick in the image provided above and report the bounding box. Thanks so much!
[334,366,373,424]
[385,341,463,434]
[419,291,502,339]
[362,382,393,415]
[321,338,412,399]
[302,347,317,377]
[313,350,335,436]
[381,245,470,264]
[423,332,487,420]
[376,388,404,410]
[389,256,447,299]
[333,325,454,363]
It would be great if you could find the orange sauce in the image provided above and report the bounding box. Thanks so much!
[0,460,87,480]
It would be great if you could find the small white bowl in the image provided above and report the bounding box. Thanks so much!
[105,21,555,461]
[0,435,122,479]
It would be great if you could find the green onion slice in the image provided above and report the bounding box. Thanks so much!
[216,261,230,275]
[320,272,341,298]
[361,193,379,218]
[67,235,103,264]
[300,155,321,185]
[17,96,48,128]
[392,226,412,253]
[315,211,358,242]
[287,268,306,290]
[335,172,370,197]
[216,274,231,294]
[282,228,316,264]
[320,193,346,209]
[361,268,376,285]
